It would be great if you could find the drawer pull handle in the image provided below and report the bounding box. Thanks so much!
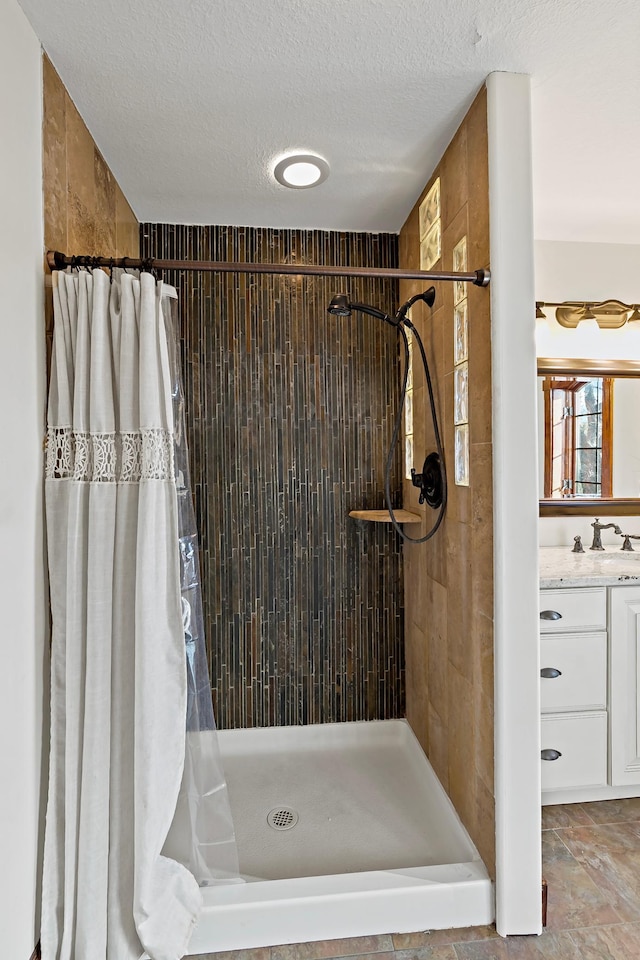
[540,610,563,621]
[541,749,562,761]
[540,667,562,679]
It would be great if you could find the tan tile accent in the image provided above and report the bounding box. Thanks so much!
[400,86,494,874]
[94,150,116,253]
[427,701,449,791]
[439,123,468,227]
[42,54,139,374]
[116,187,140,259]
[426,579,448,724]
[42,56,67,253]
[447,664,476,830]
[467,288,492,447]
[445,521,474,683]
[405,621,429,755]
[473,775,496,878]
[42,54,139,264]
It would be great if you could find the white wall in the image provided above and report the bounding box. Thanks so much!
[535,240,640,304]
[0,1,46,955]
[536,240,640,545]
[487,72,542,936]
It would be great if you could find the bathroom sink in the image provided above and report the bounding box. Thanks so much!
[599,552,640,563]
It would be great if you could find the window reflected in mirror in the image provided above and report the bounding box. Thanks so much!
[541,376,612,498]
[537,360,640,503]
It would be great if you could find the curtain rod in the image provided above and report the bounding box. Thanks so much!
[46,251,491,287]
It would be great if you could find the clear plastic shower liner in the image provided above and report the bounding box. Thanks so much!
[161,285,243,887]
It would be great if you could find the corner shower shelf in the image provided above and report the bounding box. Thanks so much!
[348,509,422,524]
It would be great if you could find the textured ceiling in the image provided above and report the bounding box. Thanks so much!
[18,0,640,241]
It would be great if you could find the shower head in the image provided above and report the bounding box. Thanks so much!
[327,294,352,317]
[327,294,395,325]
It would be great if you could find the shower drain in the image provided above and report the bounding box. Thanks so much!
[267,807,299,831]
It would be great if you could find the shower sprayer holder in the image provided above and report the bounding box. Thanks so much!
[411,453,444,510]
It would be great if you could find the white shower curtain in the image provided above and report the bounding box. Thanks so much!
[41,268,229,960]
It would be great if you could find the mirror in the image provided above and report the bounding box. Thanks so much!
[538,358,640,516]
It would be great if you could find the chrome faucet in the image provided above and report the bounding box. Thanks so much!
[621,534,640,551]
[590,518,623,550]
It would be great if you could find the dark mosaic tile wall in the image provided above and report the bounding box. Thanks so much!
[141,224,404,729]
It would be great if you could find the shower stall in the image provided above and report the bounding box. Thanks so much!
[45,225,493,958]
[135,223,494,951]
[43,224,493,954]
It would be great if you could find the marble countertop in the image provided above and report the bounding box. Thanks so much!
[540,546,640,588]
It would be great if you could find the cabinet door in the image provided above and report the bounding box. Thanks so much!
[610,586,640,785]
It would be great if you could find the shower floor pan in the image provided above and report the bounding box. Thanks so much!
[187,719,493,953]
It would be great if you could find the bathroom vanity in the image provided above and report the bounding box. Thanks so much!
[539,547,640,804]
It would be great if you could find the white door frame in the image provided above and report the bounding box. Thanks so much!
[487,72,542,936]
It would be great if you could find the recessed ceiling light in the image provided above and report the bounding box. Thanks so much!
[273,154,330,189]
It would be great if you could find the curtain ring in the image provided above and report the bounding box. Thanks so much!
[141,257,158,281]
[109,258,115,284]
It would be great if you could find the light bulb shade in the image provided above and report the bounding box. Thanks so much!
[578,317,600,335]
[273,154,330,189]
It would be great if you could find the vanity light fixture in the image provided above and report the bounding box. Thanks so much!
[536,299,640,330]
[273,153,330,189]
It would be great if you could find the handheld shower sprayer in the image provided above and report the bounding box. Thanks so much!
[328,295,396,326]
[327,287,446,544]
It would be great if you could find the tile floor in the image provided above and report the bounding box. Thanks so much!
[192,798,640,960]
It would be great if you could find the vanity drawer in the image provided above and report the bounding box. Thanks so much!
[541,712,607,792]
[540,632,607,712]
[539,587,606,633]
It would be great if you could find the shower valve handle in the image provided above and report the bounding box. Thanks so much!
[411,466,426,505]
[410,453,444,510]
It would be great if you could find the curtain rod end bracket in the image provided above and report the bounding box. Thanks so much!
[474,268,491,287]
[47,251,67,271]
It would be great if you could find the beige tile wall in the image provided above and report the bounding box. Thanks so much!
[399,87,495,875]
[42,54,139,350]
[43,54,139,259]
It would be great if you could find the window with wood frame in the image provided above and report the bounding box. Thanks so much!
[542,376,613,498]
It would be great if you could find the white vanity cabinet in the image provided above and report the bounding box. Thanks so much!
[539,572,640,804]
[539,587,608,798]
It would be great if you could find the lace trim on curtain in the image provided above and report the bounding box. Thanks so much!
[45,427,175,482]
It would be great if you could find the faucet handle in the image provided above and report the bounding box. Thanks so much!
[621,534,640,551]
[572,535,585,553]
